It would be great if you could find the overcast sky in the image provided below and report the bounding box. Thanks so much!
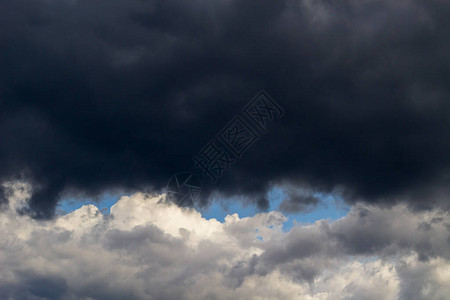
[1,0,450,299]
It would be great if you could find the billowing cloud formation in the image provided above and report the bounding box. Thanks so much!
[1,0,450,216]
[1,183,449,299]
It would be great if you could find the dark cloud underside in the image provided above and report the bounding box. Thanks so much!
[1,0,450,217]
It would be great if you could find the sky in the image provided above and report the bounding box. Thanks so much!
[57,188,350,232]
[1,0,450,299]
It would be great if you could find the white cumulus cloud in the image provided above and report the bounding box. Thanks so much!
[0,182,449,300]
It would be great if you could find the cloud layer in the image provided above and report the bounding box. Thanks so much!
[1,0,450,216]
[1,183,449,299]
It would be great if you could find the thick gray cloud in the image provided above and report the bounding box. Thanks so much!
[0,183,449,299]
[1,0,450,216]
[277,185,321,213]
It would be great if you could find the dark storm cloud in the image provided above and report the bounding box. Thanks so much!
[0,272,68,300]
[1,0,450,216]
[0,186,6,207]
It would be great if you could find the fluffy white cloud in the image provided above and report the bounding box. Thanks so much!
[0,182,449,299]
